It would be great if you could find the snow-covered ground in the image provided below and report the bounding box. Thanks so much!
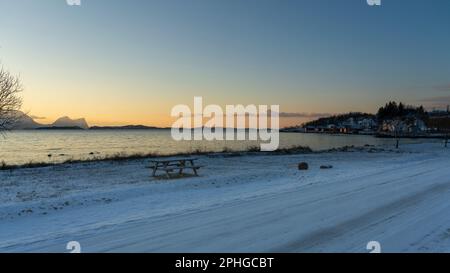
[1,142,450,253]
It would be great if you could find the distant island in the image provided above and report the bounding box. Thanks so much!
[10,112,89,130]
[35,125,170,130]
[89,125,169,130]
[8,112,169,130]
[36,126,85,130]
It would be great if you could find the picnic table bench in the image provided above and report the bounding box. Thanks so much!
[149,158,203,178]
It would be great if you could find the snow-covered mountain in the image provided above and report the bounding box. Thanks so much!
[3,111,43,129]
[5,112,89,129]
[51,116,89,129]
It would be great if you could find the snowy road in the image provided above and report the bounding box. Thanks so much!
[1,143,450,252]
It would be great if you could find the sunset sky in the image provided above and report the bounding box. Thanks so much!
[1,0,450,127]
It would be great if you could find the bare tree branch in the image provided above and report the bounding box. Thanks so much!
[0,65,23,132]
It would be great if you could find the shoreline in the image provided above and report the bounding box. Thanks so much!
[0,145,314,171]
[281,130,450,139]
[0,143,401,171]
[2,131,436,168]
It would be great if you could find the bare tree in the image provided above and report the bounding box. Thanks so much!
[0,66,23,131]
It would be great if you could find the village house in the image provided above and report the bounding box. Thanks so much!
[380,117,427,134]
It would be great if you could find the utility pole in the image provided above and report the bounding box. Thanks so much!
[394,126,400,149]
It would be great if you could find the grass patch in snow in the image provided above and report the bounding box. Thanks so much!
[0,145,313,171]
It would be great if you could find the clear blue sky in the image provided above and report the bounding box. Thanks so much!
[1,0,449,126]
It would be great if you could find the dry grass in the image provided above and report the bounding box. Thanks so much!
[0,145,313,171]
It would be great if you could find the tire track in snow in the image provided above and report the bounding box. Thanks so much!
[274,180,450,252]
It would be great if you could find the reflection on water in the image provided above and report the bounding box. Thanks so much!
[0,129,434,165]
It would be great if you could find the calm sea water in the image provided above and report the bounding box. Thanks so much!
[0,129,432,165]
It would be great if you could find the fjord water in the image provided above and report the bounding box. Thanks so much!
[0,129,428,165]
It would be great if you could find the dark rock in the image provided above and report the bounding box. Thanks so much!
[298,162,309,170]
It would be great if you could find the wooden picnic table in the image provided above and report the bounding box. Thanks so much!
[149,158,203,178]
